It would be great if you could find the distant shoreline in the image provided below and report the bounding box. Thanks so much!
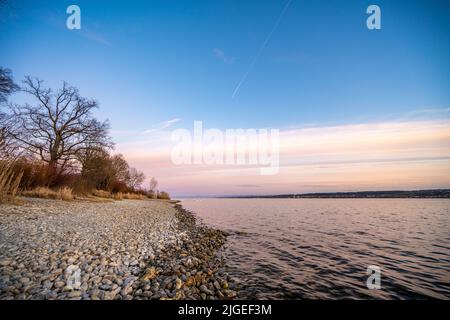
[217,189,450,199]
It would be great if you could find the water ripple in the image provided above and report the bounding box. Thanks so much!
[183,198,450,299]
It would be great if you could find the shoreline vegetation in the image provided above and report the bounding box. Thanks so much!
[0,67,170,205]
[0,68,235,300]
[222,189,450,199]
[0,198,236,300]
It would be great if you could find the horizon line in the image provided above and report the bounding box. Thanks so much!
[174,188,450,199]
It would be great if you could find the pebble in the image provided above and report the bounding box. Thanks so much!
[141,267,157,281]
[0,258,12,266]
[67,291,81,298]
[67,257,76,264]
[175,278,182,290]
[199,285,214,296]
[0,198,236,300]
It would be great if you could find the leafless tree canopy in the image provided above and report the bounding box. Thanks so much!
[127,167,145,190]
[149,177,158,192]
[8,77,113,175]
[0,68,170,198]
[0,67,19,158]
[0,67,19,104]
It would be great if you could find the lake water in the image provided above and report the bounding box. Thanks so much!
[181,199,450,299]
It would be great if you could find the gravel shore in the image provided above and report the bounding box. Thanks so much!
[0,198,236,300]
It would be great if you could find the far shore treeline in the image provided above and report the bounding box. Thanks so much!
[0,67,170,203]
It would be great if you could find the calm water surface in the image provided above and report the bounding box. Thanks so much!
[181,199,450,299]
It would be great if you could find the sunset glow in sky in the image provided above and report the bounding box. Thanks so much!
[1,0,449,196]
[116,117,450,196]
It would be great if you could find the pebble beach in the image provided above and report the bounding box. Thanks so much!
[0,198,236,300]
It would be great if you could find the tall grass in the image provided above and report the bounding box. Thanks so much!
[113,192,123,200]
[92,189,112,198]
[92,189,145,200]
[1,159,167,203]
[123,192,145,200]
[21,186,74,201]
[56,186,74,201]
[0,160,23,203]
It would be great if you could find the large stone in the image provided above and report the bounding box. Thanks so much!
[199,285,214,296]
[175,278,182,290]
[64,265,81,290]
[141,267,158,281]
[0,259,12,267]
[67,291,81,298]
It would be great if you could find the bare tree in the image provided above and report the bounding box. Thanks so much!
[127,167,145,191]
[78,147,111,189]
[0,67,19,158]
[8,77,113,177]
[78,150,134,191]
[147,177,158,199]
[109,154,130,185]
[149,177,158,192]
[0,118,19,159]
[0,114,9,157]
[0,67,19,104]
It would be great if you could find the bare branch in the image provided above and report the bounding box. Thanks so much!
[7,78,113,176]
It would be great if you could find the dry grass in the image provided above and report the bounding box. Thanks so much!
[20,186,145,202]
[76,196,114,203]
[91,190,145,201]
[22,186,74,201]
[22,187,52,198]
[92,189,112,198]
[123,192,145,200]
[113,192,123,200]
[0,160,23,203]
[56,186,74,201]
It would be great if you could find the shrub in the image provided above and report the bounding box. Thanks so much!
[16,160,52,190]
[157,191,171,200]
[110,180,128,193]
[70,177,92,196]
[147,190,157,199]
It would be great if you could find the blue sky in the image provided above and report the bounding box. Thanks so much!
[1,0,449,195]
[1,0,449,131]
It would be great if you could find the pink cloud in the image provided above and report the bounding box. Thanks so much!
[115,119,450,197]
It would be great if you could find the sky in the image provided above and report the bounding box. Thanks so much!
[0,0,449,196]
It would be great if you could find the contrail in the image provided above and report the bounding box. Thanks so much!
[232,0,293,98]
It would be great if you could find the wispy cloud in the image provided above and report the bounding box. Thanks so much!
[237,184,263,188]
[117,115,450,196]
[232,0,293,98]
[37,8,111,47]
[213,48,235,64]
[399,107,450,120]
[79,28,111,46]
[143,118,181,134]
